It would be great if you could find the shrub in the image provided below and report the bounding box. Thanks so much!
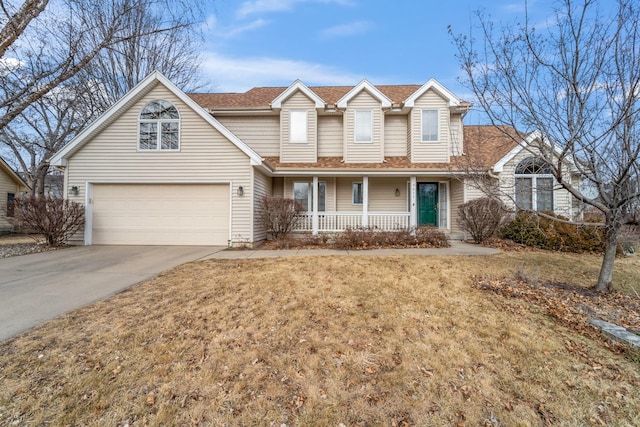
[415,226,450,247]
[259,196,303,240]
[501,211,605,253]
[332,226,449,250]
[458,197,511,243]
[12,196,85,246]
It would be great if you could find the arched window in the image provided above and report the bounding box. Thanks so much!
[139,100,180,150]
[515,157,554,211]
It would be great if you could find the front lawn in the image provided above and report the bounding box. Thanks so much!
[1,252,639,426]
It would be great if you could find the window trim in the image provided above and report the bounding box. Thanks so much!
[138,99,181,151]
[354,110,373,143]
[514,157,555,212]
[289,110,308,143]
[352,182,363,205]
[420,109,439,142]
[292,181,326,212]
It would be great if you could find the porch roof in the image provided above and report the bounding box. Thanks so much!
[262,156,459,173]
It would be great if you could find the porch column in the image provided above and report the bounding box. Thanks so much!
[312,176,319,235]
[362,176,369,227]
[410,176,417,228]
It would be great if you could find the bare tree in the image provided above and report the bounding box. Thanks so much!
[451,0,640,291]
[0,0,203,195]
[0,0,203,133]
[0,77,99,195]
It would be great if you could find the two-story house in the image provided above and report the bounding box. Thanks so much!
[50,71,579,246]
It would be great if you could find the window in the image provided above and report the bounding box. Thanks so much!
[139,100,180,150]
[6,193,15,217]
[354,110,372,143]
[289,110,308,143]
[353,182,363,205]
[421,109,439,141]
[293,182,326,211]
[515,157,554,212]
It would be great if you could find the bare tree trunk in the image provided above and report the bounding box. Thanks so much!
[595,215,619,292]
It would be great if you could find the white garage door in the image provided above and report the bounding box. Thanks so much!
[92,184,229,245]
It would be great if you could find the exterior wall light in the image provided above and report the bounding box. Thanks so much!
[395,188,400,197]
[237,186,244,196]
[69,186,79,196]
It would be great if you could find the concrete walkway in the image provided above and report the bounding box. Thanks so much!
[204,240,499,259]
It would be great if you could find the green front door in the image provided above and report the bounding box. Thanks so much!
[417,183,438,227]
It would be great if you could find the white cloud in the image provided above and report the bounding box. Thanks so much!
[319,21,373,39]
[236,0,353,19]
[203,14,268,39]
[201,51,368,92]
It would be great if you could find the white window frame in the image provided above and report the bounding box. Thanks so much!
[515,175,555,212]
[352,182,363,205]
[293,181,326,212]
[514,158,555,212]
[138,100,180,151]
[354,110,372,143]
[421,109,439,142]
[289,110,308,143]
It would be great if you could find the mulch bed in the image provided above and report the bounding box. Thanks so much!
[472,276,640,353]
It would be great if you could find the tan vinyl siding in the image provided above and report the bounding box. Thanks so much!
[65,84,253,245]
[273,177,284,197]
[384,116,408,157]
[406,112,412,159]
[216,115,279,157]
[450,179,465,239]
[464,181,486,203]
[336,177,362,212]
[410,89,450,163]
[253,168,272,242]
[0,171,21,232]
[317,115,343,157]
[280,91,317,163]
[450,115,464,156]
[368,177,408,212]
[344,91,383,163]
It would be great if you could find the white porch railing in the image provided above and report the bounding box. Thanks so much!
[294,212,411,233]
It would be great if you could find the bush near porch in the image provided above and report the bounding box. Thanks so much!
[501,211,606,253]
[262,227,449,250]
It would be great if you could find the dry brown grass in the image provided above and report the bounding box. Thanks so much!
[1,253,640,426]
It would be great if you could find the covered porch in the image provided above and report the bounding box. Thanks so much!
[273,175,456,234]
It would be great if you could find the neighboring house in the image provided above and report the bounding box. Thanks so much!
[0,157,29,233]
[49,71,580,246]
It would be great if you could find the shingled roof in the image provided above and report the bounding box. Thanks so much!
[188,84,424,110]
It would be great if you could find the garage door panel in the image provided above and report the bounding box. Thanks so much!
[92,184,229,245]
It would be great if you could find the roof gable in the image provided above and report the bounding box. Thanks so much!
[271,80,324,109]
[404,78,462,107]
[50,71,263,166]
[0,156,29,188]
[492,129,577,173]
[336,79,392,109]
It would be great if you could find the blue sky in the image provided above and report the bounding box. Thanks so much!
[199,0,557,122]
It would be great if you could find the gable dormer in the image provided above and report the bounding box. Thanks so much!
[337,80,391,163]
[405,79,467,163]
[272,80,324,163]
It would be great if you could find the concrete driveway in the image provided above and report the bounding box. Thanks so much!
[0,245,226,342]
